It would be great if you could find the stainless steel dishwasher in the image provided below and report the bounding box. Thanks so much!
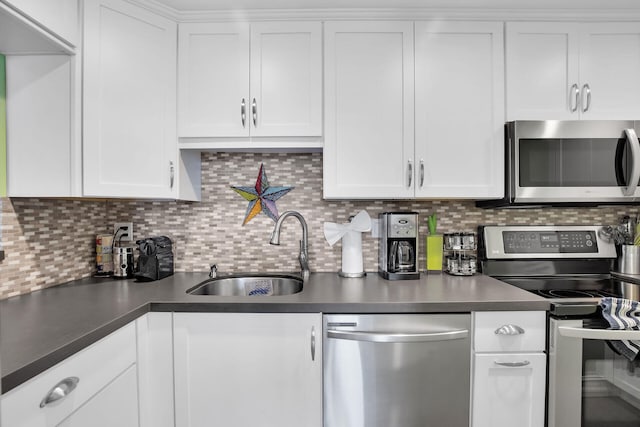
[323,314,471,427]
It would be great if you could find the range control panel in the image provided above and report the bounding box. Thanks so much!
[503,230,597,254]
[480,225,617,260]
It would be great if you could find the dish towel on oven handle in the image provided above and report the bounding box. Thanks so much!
[599,297,640,362]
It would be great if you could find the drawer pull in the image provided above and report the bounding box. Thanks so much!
[494,360,530,368]
[494,324,525,335]
[39,377,79,408]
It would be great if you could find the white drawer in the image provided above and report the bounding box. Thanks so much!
[1,322,136,427]
[473,311,546,352]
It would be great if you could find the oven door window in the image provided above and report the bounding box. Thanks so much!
[518,137,639,187]
[582,339,640,426]
[551,318,640,427]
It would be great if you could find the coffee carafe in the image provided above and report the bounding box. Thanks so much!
[379,212,420,280]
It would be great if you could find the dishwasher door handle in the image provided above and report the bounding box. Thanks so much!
[326,329,469,343]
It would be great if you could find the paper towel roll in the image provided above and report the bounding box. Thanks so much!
[341,230,364,275]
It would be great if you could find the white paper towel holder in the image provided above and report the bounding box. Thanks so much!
[323,211,371,278]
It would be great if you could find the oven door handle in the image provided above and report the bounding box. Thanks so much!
[326,329,469,343]
[558,326,640,340]
[622,128,640,196]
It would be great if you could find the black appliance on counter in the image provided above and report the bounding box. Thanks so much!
[378,212,420,280]
[478,225,640,427]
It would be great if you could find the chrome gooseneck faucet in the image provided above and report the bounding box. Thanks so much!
[270,211,310,281]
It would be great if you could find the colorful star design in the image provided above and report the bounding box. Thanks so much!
[231,164,294,225]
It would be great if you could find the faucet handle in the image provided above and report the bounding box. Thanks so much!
[209,264,218,278]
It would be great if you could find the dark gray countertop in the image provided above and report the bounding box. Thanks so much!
[0,271,548,393]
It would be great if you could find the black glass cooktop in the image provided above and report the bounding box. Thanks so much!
[497,276,631,299]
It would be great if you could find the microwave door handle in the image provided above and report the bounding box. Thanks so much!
[623,128,640,196]
[558,325,640,340]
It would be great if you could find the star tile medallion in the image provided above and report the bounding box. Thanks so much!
[231,164,294,225]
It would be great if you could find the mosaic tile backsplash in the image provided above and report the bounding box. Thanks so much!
[1,151,639,299]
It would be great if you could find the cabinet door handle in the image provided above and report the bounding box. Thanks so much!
[419,159,425,188]
[494,360,530,368]
[310,326,316,361]
[241,98,246,128]
[494,324,525,335]
[407,160,413,188]
[569,83,579,112]
[40,377,79,408]
[169,161,175,189]
[581,83,591,112]
[252,98,257,127]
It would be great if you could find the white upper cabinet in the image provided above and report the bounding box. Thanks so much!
[178,21,322,141]
[506,22,640,120]
[83,0,179,198]
[3,0,78,47]
[324,20,504,200]
[5,55,80,197]
[414,21,504,199]
[0,0,77,54]
[323,21,415,199]
[178,22,250,137]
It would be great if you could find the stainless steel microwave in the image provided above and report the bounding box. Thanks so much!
[477,120,640,208]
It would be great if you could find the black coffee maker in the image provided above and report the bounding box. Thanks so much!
[378,212,420,280]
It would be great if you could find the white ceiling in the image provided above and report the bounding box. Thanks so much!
[153,0,640,11]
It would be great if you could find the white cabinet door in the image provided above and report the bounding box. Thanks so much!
[323,21,415,199]
[177,21,321,139]
[83,0,177,198]
[174,312,322,427]
[472,353,546,427]
[579,23,640,119]
[178,22,250,137]
[415,21,504,199]
[249,22,322,137]
[507,21,640,121]
[506,22,581,120]
[57,365,139,427]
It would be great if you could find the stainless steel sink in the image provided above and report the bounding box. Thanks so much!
[186,274,303,296]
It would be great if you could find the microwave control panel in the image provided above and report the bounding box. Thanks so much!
[503,230,598,254]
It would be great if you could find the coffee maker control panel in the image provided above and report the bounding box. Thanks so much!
[388,214,418,238]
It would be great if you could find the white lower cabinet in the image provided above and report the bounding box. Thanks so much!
[136,312,174,427]
[0,322,138,427]
[173,312,322,427]
[471,311,547,427]
[56,364,139,427]
[472,353,546,427]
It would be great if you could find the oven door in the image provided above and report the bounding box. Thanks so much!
[549,318,640,427]
[511,120,640,204]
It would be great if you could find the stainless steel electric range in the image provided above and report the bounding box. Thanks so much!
[478,225,640,427]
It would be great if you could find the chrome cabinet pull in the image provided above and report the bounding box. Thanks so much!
[169,161,175,189]
[419,159,425,188]
[327,329,469,343]
[407,160,413,188]
[494,360,530,368]
[251,98,257,127]
[310,326,316,361]
[569,83,579,112]
[40,377,79,408]
[581,83,591,112]
[241,98,246,128]
[494,324,525,335]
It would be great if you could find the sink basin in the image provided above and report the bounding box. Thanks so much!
[186,274,303,296]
